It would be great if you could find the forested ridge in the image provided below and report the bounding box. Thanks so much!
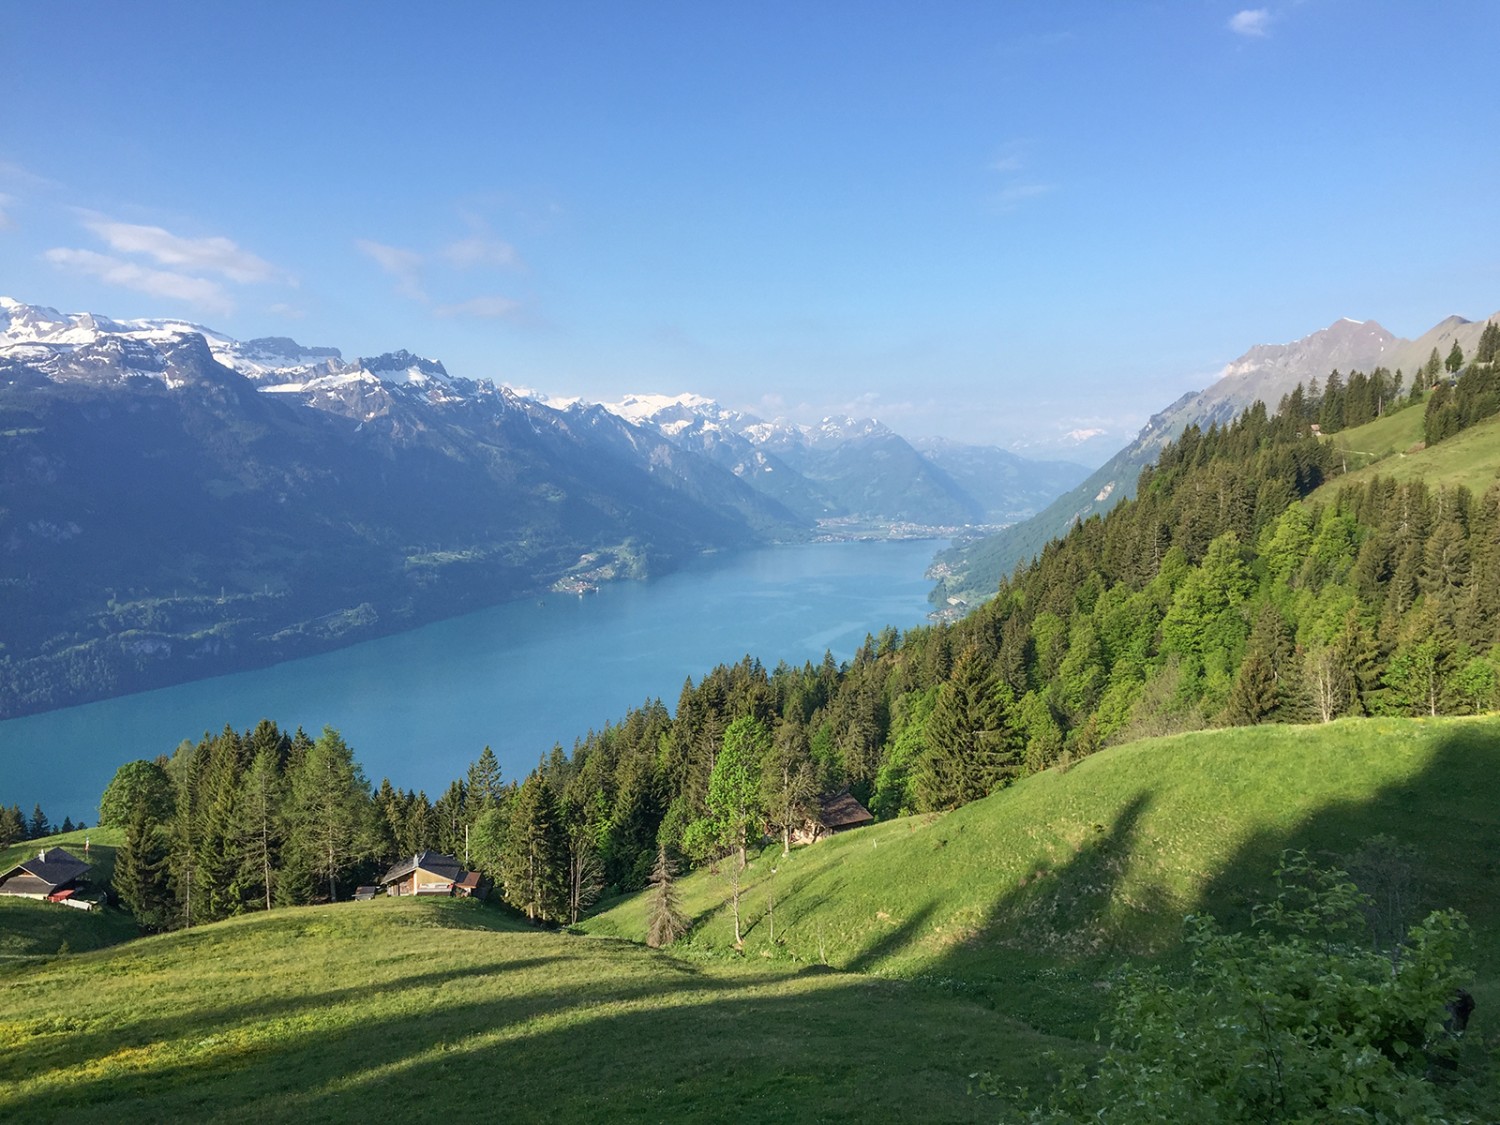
[10,350,1499,930]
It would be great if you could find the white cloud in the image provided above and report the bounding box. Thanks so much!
[268,302,307,320]
[82,216,280,283]
[442,234,523,271]
[1229,8,1272,37]
[434,295,522,320]
[356,238,427,301]
[43,247,233,315]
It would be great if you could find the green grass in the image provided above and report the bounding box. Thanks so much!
[7,718,1498,1119]
[587,716,1500,1036]
[1,828,135,958]
[0,896,1078,1124]
[1317,410,1500,498]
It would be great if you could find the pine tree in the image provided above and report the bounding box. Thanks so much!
[114,806,174,931]
[29,804,50,840]
[645,846,688,948]
[0,804,24,845]
[916,646,1017,811]
[236,747,285,912]
[1445,339,1464,375]
[284,726,378,903]
[500,774,566,922]
[465,746,503,820]
[1226,651,1277,724]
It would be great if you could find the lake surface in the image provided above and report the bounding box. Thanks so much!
[1,539,943,822]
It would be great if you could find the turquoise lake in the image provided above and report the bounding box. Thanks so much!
[1,539,943,821]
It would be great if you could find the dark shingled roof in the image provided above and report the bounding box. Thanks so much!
[380,850,464,885]
[2,846,90,890]
[820,792,874,830]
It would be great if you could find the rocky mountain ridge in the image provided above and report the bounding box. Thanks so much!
[932,308,1500,608]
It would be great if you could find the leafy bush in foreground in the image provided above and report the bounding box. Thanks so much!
[994,852,1478,1123]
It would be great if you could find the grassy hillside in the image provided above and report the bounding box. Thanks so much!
[1318,409,1500,497]
[0,896,1078,1124]
[1,827,135,958]
[586,717,1500,1035]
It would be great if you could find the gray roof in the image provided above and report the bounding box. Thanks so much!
[380,850,464,885]
[3,846,90,888]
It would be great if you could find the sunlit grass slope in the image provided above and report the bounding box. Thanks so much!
[586,717,1500,1033]
[1318,409,1500,496]
[0,896,1079,1124]
[0,827,134,958]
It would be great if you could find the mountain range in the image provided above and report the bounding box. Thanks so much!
[931,308,1500,608]
[0,297,1083,718]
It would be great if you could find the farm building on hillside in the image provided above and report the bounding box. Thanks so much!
[378,851,487,898]
[791,791,875,845]
[0,846,96,909]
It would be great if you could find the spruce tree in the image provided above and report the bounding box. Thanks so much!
[284,726,378,903]
[0,804,24,845]
[645,846,688,948]
[28,804,50,840]
[114,806,174,931]
[500,774,566,922]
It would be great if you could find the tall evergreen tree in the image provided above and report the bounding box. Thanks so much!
[0,804,24,845]
[500,774,566,922]
[645,846,688,949]
[28,804,50,840]
[114,805,174,931]
[236,747,286,913]
[284,726,378,903]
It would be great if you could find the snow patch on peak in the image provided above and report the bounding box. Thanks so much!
[603,391,719,424]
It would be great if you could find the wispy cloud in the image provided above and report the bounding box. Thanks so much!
[43,212,288,315]
[442,234,523,271]
[988,141,1051,213]
[268,302,307,320]
[1229,8,1272,37]
[356,238,427,301]
[43,247,233,315]
[434,295,522,320]
[82,216,282,283]
[362,217,529,318]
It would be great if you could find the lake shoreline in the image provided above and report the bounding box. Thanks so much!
[1,539,946,822]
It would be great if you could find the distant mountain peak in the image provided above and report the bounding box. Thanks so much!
[359,349,448,379]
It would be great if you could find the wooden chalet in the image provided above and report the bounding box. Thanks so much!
[0,846,95,909]
[791,791,875,845]
[378,850,485,898]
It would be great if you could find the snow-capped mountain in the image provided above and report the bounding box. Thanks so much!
[590,391,1084,528]
[0,296,812,718]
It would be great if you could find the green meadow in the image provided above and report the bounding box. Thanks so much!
[1319,408,1500,496]
[0,897,1074,1124]
[4,717,1497,1120]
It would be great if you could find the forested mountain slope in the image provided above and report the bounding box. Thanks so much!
[934,310,1499,607]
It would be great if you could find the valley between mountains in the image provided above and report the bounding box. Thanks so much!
[0,296,1084,719]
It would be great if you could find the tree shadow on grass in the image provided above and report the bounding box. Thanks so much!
[9,943,1085,1125]
[1195,723,1500,943]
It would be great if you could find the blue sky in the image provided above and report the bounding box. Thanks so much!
[3,2,1497,458]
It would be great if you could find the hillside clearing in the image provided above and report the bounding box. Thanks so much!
[0,896,1076,1124]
